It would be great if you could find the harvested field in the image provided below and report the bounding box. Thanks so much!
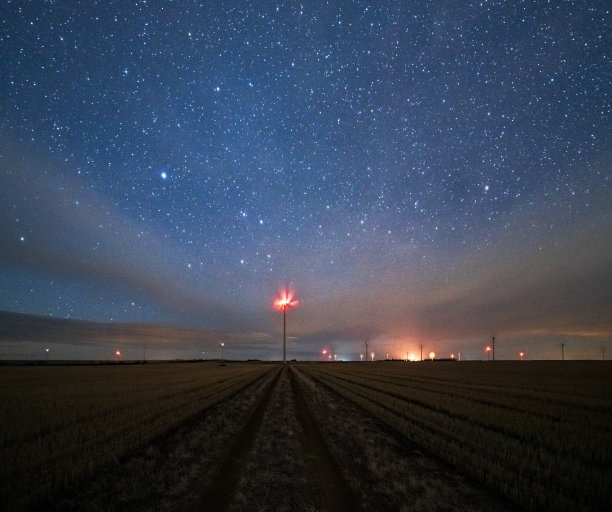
[0,362,276,511]
[299,361,612,512]
[1,361,609,511]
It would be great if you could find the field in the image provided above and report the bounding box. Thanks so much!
[1,361,610,511]
[0,362,275,511]
[300,361,612,511]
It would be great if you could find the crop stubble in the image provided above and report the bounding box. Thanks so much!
[0,362,276,511]
[3,361,609,511]
[299,361,612,512]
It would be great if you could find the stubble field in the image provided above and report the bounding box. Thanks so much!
[1,360,610,511]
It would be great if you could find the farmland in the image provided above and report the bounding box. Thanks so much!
[0,362,276,511]
[1,361,610,511]
[300,361,612,512]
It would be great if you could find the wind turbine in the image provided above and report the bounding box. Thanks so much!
[274,289,299,363]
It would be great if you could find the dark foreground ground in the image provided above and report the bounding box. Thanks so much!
[46,365,520,512]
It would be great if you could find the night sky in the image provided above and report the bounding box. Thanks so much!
[1,1,611,361]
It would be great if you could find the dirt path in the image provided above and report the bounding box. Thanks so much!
[193,367,283,511]
[196,366,360,512]
[289,367,360,512]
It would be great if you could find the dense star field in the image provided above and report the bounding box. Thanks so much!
[1,2,611,360]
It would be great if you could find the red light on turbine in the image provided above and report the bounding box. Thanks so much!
[274,289,298,310]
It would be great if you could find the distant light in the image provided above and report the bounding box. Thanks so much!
[160,171,168,179]
[429,351,435,360]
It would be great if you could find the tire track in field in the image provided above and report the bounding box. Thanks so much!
[289,367,360,512]
[195,366,360,512]
[194,366,282,512]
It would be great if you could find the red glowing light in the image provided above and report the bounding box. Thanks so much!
[274,289,298,311]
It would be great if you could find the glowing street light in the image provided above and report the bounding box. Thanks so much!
[486,346,491,361]
[519,351,525,361]
[274,289,298,364]
[360,353,364,362]
[45,348,49,362]
[220,342,225,361]
[370,352,375,362]
[115,350,121,361]
[429,351,436,361]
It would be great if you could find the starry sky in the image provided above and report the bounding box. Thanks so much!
[1,1,611,361]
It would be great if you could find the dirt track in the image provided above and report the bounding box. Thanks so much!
[196,365,359,512]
